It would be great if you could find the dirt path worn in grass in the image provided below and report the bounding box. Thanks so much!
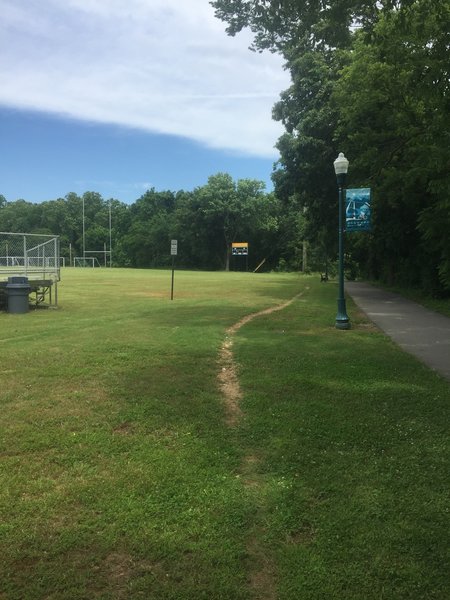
[217,291,305,599]
[218,292,305,427]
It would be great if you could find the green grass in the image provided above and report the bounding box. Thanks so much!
[0,269,448,599]
[234,283,449,599]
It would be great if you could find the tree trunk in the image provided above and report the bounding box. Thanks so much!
[225,246,231,271]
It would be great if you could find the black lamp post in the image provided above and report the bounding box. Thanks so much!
[334,152,350,330]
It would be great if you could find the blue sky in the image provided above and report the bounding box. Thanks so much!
[0,0,290,205]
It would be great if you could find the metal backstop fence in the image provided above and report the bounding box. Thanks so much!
[0,232,61,307]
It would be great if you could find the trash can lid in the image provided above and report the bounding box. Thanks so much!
[8,276,29,284]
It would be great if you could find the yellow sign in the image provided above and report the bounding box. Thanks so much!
[231,242,248,256]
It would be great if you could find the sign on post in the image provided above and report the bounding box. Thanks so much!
[170,240,177,300]
[346,188,372,232]
[231,242,248,256]
[231,242,249,272]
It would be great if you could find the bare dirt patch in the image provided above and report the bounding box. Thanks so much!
[99,552,164,597]
[112,421,135,435]
[217,336,243,427]
[247,534,278,600]
[218,292,305,427]
[217,291,305,599]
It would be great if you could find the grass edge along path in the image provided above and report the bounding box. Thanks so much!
[231,280,449,600]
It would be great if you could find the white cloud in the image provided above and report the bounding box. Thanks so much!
[0,0,290,157]
[75,178,153,194]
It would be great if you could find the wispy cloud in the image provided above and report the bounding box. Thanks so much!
[0,0,290,157]
[75,179,154,194]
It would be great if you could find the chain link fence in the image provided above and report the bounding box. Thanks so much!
[0,232,61,282]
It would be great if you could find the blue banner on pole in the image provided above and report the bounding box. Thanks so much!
[346,188,371,232]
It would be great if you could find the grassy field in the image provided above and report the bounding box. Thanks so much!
[0,268,448,599]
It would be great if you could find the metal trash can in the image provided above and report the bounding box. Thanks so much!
[6,276,31,314]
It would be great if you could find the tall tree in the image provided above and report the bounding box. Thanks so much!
[120,189,176,268]
[192,173,268,270]
[212,0,450,294]
[211,0,386,54]
[0,199,41,233]
[334,0,450,291]
[271,48,344,259]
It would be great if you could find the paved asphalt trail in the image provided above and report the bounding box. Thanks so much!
[346,281,450,382]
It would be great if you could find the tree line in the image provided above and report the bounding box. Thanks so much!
[0,174,310,273]
[212,0,450,296]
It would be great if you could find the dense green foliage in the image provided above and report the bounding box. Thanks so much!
[0,175,300,272]
[212,0,450,296]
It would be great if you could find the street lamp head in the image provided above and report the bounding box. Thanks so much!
[334,152,349,187]
[334,152,349,175]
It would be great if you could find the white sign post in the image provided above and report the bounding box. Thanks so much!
[170,240,177,299]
